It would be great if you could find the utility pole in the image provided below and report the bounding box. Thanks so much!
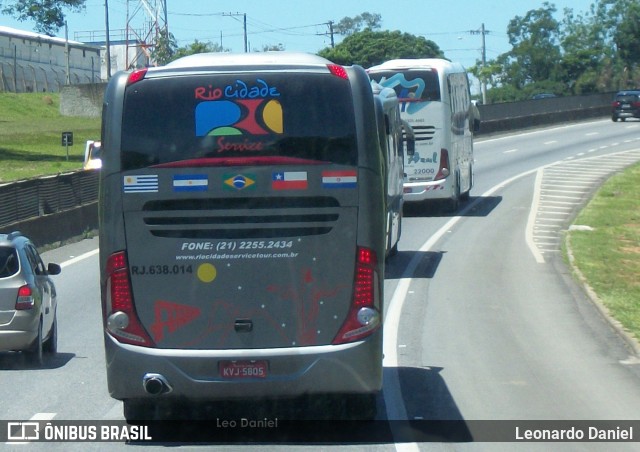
[13,44,17,92]
[65,21,70,84]
[222,12,248,52]
[163,0,168,34]
[318,21,335,48]
[104,0,112,79]
[244,13,248,53]
[469,23,489,104]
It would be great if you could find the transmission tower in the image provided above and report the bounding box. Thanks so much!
[125,0,168,68]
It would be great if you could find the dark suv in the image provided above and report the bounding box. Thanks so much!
[612,90,640,122]
[0,231,61,365]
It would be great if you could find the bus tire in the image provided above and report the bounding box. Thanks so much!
[446,174,460,212]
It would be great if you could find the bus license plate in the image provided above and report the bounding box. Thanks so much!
[220,360,268,379]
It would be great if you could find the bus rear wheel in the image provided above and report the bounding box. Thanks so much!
[446,174,460,212]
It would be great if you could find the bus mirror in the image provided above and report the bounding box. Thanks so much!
[470,103,481,133]
[406,138,415,156]
[402,120,415,156]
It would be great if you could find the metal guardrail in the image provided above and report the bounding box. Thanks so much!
[0,170,98,227]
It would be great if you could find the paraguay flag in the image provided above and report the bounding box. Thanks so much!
[322,170,357,188]
[272,171,308,190]
[173,174,208,192]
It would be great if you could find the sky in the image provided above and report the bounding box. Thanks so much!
[2,0,592,88]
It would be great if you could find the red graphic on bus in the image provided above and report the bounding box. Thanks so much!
[150,300,201,342]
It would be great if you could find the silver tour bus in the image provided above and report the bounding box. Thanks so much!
[98,52,386,420]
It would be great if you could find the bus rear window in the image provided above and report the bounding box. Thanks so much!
[120,73,357,169]
[369,70,441,102]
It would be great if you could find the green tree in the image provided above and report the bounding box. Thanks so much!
[566,0,640,90]
[333,12,382,36]
[598,0,640,83]
[504,2,562,87]
[173,40,228,60]
[258,43,285,52]
[559,6,607,93]
[613,3,640,66]
[1,0,85,36]
[152,29,178,66]
[472,0,640,101]
[152,37,229,65]
[318,29,443,68]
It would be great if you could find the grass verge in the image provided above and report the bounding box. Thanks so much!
[0,92,101,182]
[565,162,640,342]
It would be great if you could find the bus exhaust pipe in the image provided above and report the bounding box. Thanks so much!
[143,373,172,395]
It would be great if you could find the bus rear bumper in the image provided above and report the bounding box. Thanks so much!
[104,331,383,402]
[403,179,450,202]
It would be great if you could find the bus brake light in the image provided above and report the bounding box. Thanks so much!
[332,247,381,344]
[127,68,148,86]
[435,149,451,180]
[105,251,155,347]
[327,64,349,80]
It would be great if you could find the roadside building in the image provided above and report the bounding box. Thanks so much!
[0,25,102,92]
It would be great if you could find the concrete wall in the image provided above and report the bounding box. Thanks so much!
[60,83,106,117]
[6,203,98,250]
[476,92,614,135]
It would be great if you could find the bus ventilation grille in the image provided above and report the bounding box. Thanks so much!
[141,197,341,239]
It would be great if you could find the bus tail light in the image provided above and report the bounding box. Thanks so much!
[327,64,349,80]
[105,251,155,347]
[333,247,381,344]
[435,149,451,180]
[127,68,148,86]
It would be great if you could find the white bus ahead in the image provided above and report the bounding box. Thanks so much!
[368,59,479,211]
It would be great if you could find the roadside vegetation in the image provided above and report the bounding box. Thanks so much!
[566,162,640,343]
[0,92,100,182]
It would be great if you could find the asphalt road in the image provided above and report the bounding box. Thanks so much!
[2,118,640,451]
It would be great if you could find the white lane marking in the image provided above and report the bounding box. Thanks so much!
[527,169,546,264]
[384,167,538,450]
[60,248,99,268]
